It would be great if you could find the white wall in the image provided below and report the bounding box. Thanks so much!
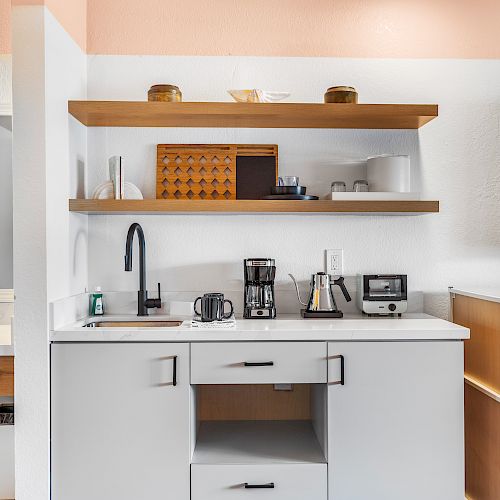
[0,115,12,289]
[86,56,500,318]
[0,53,12,291]
[0,54,12,115]
[12,6,88,500]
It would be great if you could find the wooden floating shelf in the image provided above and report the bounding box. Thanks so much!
[69,199,439,215]
[68,101,438,129]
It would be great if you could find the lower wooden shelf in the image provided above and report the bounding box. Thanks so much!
[69,199,439,215]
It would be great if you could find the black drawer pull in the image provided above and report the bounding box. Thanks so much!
[243,361,274,367]
[244,482,275,489]
[329,354,344,386]
[172,355,177,386]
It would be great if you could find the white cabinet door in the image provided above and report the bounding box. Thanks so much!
[51,343,190,500]
[327,341,464,500]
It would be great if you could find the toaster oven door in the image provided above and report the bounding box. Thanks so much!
[364,275,407,301]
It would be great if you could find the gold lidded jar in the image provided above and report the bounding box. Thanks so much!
[148,84,182,102]
[324,86,358,104]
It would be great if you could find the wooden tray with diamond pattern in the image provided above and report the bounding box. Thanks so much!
[156,144,278,200]
[157,145,237,200]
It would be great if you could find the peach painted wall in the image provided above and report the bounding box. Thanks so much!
[4,0,500,57]
[0,0,11,53]
[11,0,86,51]
[87,0,500,58]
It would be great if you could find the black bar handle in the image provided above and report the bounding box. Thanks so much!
[243,361,274,367]
[244,483,275,489]
[329,354,344,385]
[172,355,177,386]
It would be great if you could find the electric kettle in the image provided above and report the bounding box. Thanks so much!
[289,272,352,318]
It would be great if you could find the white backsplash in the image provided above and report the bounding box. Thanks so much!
[50,288,423,329]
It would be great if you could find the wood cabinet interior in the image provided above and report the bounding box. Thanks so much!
[453,294,500,392]
[464,383,500,500]
[0,356,14,397]
[197,384,311,421]
[452,293,500,500]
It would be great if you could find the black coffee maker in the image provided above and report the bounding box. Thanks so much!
[243,258,276,319]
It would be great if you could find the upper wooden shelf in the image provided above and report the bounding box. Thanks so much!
[68,101,438,129]
[69,199,439,215]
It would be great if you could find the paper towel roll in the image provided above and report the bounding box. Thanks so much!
[367,155,410,192]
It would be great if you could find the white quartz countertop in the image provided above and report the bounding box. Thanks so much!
[450,287,500,304]
[51,313,469,342]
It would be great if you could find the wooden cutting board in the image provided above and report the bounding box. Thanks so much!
[156,144,277,200]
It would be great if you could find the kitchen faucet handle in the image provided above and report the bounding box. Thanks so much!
[155,282,162,308]
[145,283,162,310]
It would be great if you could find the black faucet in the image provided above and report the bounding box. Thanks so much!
[124,223,161,316]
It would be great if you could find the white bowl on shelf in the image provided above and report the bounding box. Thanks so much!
[228,89,291,103]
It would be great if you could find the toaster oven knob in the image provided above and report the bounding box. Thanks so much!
[388,303,397,312]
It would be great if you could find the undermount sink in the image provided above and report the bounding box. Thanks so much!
[85,320,183,328]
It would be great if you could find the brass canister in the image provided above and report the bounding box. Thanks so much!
[148,84,182,102]
[324,86,358,104]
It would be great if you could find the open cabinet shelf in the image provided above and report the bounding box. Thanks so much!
[192,420,326,465]
[69,199,439,215]
[68,101,438,129]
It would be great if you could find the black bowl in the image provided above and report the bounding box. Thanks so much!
[271,186,306,195]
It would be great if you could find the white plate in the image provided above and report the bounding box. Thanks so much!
[92,181,143,200]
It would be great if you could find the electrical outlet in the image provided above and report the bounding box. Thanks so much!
[325,249,343,275]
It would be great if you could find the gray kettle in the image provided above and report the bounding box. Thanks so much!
[289,272,351,318]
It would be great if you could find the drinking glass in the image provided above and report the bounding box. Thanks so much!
[353,180,369,192]
[278,176,300,187]
[331,181,347,192]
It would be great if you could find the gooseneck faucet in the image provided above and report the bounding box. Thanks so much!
[124,223,161,316]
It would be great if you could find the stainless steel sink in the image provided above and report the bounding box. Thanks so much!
[85,320,183,328]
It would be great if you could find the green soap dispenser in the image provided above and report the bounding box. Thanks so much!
[90,287,104,316]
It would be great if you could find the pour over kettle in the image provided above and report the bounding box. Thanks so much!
[289,272,351,318]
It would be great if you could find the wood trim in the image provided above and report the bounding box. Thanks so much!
[465,375,500,404]
[453,294,500,393]
[0,356,14,397]
[68,101,438,129]
[69,199,440,214]
[465,383,500,500]
[196,384,311,421]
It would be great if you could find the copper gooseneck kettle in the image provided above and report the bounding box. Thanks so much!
[289,272,351,318]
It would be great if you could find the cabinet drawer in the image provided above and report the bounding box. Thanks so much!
[191,342,327,384]
[191,464,327,500]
